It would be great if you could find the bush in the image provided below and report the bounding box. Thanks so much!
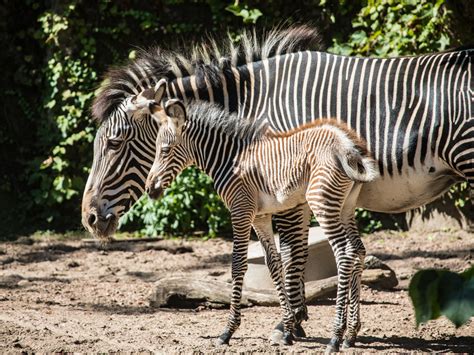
[120,168,231,237]
[330,0,452,56]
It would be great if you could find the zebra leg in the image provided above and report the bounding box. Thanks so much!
[216,210,254,346]
[306,179,356,353]
[342,219,365,349]
[253,215,295,345]
[318,218,355,353]
[340,183,364,348]
[273,205,311,339]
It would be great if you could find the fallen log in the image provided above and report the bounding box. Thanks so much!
[149,268,398,308]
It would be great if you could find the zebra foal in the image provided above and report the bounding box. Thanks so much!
[138,97,378,349]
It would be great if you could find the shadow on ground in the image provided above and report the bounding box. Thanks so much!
[356,335,474,352]
[373,247,472,261]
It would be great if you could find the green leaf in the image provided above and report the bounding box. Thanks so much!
[438,271,474,327]
[409,267,474,328]
[409,269,441,325]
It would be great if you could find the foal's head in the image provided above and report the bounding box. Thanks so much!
[145,99,190,200]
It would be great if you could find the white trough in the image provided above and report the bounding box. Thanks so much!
[244,226,338,290]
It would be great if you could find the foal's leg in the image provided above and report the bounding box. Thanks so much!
[340,184,365,348]
[253,215,295,345]
[306,175,356,353]
[273,204,311,337]
[216,208,254,346]
[342,217,366,349]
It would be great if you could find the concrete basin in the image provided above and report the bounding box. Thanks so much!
[243,226,337,290]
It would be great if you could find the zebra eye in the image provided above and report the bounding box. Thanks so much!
[107,139,123,150]
[161,146,171,155]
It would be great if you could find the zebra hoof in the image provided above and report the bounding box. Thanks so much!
[325,338,340,354]
[270,329,294,346]
[294,323,307,338]
[282,331,294,346]
[270,322,285,345]
[215,330,231,346]
[342,338,356,349]
[270,328,284,345]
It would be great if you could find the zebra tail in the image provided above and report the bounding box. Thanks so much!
[336,150,379,183]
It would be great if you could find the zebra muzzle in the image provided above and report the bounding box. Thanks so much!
[145,180,163,200]
[95,213,115,236]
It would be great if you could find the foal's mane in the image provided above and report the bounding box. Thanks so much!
[92,24,323,124]
[185,101,269,143]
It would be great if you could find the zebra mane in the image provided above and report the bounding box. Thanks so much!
[92,24,323,124]
[184,101,269,142]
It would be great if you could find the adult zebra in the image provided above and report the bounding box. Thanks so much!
[82,25,474,351]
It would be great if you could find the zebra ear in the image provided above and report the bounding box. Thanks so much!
[126,92,154,113]
[164,99,186,134]
[154,78,167,103]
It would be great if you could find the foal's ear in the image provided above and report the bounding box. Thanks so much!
[164,99,187,133]
[153,78,167,103]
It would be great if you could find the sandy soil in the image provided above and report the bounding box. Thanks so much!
[0,228,473,353]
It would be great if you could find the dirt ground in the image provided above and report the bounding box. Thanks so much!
[0,228,473,353]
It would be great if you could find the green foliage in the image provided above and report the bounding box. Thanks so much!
[120,168,230,237]
[355,208,383,234]
[0,0,242,236]
[448,182,470,209]
[331,0,451,56]
[226,1,262,24]
[409,266,474,328]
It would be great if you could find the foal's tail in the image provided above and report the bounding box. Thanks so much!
[337,149,379,182]
[331,124,380,183]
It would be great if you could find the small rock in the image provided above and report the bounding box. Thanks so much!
[17,279,30,287]
[208,270,225,277]
[67,261,80,268]
[364,255,385,269]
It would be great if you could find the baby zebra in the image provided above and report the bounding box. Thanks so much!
[144,98,379,350]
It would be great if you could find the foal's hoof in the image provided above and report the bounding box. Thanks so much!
[325,338,340,354]
[282,331,294,346]
[342,338,356,349]
[270,328,284,345]
[270,322,284,345]
[215,330,231,346]
[270,329,294,346]
[294,323,307,338]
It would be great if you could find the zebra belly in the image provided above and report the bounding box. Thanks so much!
[256,187,307,215]
[357,159,463,213]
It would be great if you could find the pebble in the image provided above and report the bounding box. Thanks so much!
[17,279,30,286]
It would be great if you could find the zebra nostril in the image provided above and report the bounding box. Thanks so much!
[88,212,97,226]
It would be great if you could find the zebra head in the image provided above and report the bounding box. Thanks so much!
[145,99,189,200]
[81,79,167,241]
